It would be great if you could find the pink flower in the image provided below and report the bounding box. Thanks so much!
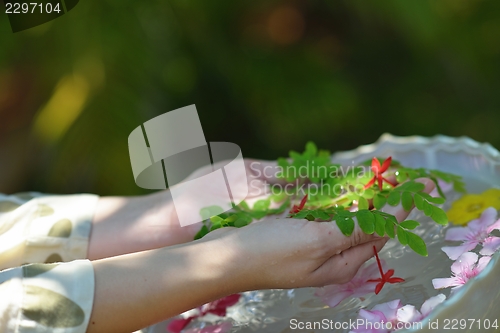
[315,261,380,308]
[350,300,401,333]
[432,252,492,290]
[396,294,446,323]
[441,207,500,260]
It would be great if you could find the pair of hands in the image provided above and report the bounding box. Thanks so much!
[90,158,434,289]
[177,159,435,290]
[87,159,436,333]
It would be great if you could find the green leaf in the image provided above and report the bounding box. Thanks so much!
[453,180,466,193]
[425,196,446,205]
[374,213,386,236]
[401,191,413,211]
[362,189,375,199]
[414,193,424,210]
[309,209,331,220]
[356,210,375,234]
[224,214,238,223]
[305,214,316,221]
[194,225,209,240]
[291,209,310,219]
[305,141,317,157]
[253,199,271,211]
[430,206,448,225]
[387,191,401,206]
[200,206,224,220]
[373,194,387,210]
[249,210,267,219]
[210,222,222,231]
[238,201,250,211]
[358,197,369,210]
[406,232,428,256]
[237,212,253,223]
[399,220,420,230]
[385,218,395,238]
[210,216,224,224]
[396,171,408,183]
[336,216,355,236]
[404,181,426,192]
[234,218,249,228]
[423,200,434,216]
[397,227,408,245]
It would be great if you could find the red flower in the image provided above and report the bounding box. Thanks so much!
[290,194,308,214]
[205,294,241,317]
[167,294,241,333]
[364,157,397,189]
[367,245,405,294]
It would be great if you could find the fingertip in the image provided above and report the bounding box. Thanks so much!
[415,177,436,194]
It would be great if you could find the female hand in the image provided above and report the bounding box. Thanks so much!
[201,178,436,290]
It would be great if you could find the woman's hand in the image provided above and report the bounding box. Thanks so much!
[202,178,436,290]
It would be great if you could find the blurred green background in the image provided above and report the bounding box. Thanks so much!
[1,0,500,196]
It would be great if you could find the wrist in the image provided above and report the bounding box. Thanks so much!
[195,228,267,292]
[190,237,249,295]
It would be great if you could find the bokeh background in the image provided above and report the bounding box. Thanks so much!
[1,0,500,196]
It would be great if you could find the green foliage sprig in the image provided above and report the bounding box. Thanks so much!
[195,142,466,256]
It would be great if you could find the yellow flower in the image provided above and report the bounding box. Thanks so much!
[447,188,500,225]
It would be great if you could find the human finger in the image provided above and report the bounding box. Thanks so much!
[310,237,388,286]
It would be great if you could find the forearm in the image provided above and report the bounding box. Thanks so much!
[88,191,200,260]
[87,237,244,333]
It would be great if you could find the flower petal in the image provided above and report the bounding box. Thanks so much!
[486,218,500,233]
[214,294,240,308]
[432,277,461,289]
[442,243,477,260]
[451,252,478,275]
[397,304,421,323]
[380,157,392,173]
[359,309,388,324]
[388,277,405,283]
[470,207,497,230]
[364,177,376,189]
[371,157,381,174]
[476,256,492,273]
[420,294,446,317]
[167,317,194,333]
[480,237,500,256]
[372,299,401,322]
[444,227,471,241]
